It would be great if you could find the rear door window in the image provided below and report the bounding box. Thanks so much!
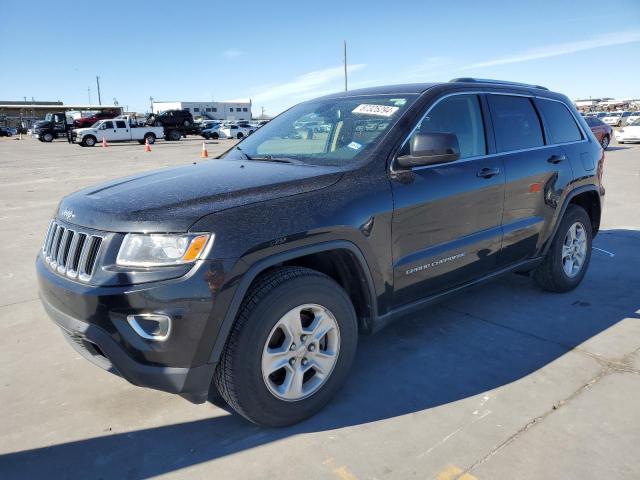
[537,99,583,144]
[487,95,544,152]
[115,120,127,129]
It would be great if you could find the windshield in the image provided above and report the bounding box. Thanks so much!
[223,94,418,166]
[608,112,622,117]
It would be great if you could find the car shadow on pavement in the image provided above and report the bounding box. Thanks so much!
[1,229,638,479]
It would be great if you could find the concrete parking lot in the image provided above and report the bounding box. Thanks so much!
[0,136,639,479]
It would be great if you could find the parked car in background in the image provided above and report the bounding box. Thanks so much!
[584,116,613,149]
[146,110,194,129]
[614,119,640,143]
[201,124,227,140]
[602,111,633,127]
[73,117,164,147]
[625,112,640,125]
[73,111,118,128]
[0,126,14,137]
[219,123,255,139]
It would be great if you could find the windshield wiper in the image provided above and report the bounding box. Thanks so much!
[248,155,303,164]
[235,146,253,160]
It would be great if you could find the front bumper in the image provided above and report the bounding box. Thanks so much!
[41,296,214,403]
[36,254,235,403]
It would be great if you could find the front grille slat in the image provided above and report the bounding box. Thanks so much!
[41,219,104,282]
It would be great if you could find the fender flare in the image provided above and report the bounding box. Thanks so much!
[542,184,602,255]
[207,240,377,364]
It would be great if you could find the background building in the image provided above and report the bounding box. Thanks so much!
[0,101,121,129]
[152,100,252,120]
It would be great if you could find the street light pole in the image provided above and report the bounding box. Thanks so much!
[96,76,102,105]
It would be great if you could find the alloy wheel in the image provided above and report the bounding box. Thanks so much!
[261,304,340,401]
[562,221,588,278]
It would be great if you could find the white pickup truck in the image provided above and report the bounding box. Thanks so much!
[73,117,164,146]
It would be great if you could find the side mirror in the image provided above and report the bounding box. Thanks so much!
[397,132,460,168]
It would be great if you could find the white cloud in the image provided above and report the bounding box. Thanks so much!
[252,64,366,103]
[465,31,640,69]
[222,49,243,59]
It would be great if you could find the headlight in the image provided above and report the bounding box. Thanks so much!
[116,233,212,267]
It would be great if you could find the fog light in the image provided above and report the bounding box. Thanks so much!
[127,314,172,341]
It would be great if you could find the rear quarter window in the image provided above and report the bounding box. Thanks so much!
[487,95,544,152]
[537,99,583,144]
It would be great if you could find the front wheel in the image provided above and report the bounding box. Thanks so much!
[213,267,358,427]
[601,135,610,149]
[43,133,54,142]
[82,135,96,147]
[533,205,592,292]
[236,132,244,139]
[211,132,219,140]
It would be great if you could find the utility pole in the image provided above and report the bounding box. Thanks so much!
[149,96,154,114]
[88,87,92,105]
[96,76,102,105]
[343,40,348,91]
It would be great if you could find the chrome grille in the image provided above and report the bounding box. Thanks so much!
[42,219,103,281]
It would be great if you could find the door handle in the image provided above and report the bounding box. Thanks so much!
[477,167,501,178]
[547,154,566,164]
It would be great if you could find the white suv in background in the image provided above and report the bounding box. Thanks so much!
[602,111,633,127]
[220,124,255,139]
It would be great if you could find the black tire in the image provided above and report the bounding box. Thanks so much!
[533,205,592,292]
[236,132,243,139]
[202,134,210,140]
[211,132,219,140]
[82,135,97,147]
[144,133,156,144]
[600,135,610,149]
[43,133,54,142]
[166,129,181,141]
[213,267,358,427]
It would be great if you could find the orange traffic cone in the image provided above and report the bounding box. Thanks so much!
[101,137,108,148]
[200,141,208,158]
[144,138,152,152]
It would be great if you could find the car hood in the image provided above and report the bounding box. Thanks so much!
[74,127,99,135]
[57,159,344,232]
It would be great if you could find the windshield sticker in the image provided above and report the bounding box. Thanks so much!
[352,104,399,117]
[347,141,362,150]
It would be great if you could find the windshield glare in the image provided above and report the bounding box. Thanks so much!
[224,94,417,166]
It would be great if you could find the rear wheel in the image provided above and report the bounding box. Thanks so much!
[213,267,358,427]
[600,135,610,149]
[166,129,181,141]
[236,132,244,139]
[43,133,54,142]
[534,205,592,292]
[211,132,219,140]
[144,133,156,144]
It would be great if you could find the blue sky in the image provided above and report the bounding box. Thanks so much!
[1,0,639,116]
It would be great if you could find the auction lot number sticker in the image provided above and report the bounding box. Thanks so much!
[352,104,399,117]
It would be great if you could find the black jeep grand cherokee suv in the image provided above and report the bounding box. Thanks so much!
[37,79,604,426]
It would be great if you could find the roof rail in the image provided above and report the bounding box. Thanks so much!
[449,77,549,91]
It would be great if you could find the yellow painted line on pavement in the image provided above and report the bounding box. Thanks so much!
[436,464,478,480]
